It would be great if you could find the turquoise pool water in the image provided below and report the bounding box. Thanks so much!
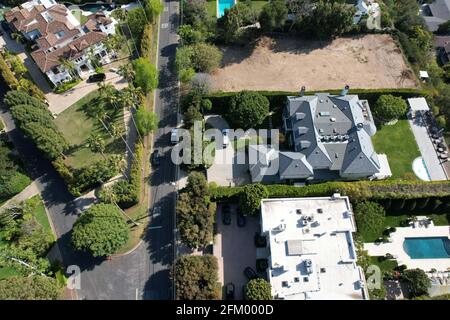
[218,0,235,17]
[403,237,450,259]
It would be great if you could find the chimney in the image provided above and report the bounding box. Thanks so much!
[299,86,306,97]
[340,85,350,96]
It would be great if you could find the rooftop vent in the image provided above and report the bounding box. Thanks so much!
[330,117,336,122]
[297,127,308,135]
[317,208,323,214]
[340,85,350,96]
[296,209,302,215]
[299,86,306,97]
[319,111,330,117]
[299,140,311,149]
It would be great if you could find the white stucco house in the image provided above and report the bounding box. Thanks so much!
[4,0,117,86]
[353,0,381,25]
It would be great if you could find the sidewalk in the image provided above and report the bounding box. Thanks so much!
[0,179,40,209]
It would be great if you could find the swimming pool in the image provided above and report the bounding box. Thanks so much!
[403,237,450,259]
[218,0,236,18]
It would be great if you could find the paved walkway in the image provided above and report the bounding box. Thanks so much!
[408,112,447,181]
[0,179,40,209]
[48,72,128,115]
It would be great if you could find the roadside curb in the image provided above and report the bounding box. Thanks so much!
[111,239,144,258]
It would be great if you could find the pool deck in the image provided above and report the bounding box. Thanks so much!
[364,222,450,272]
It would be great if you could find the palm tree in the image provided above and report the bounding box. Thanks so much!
[97,82,117,102]
[86,133,105,155]
[59,58,78,79]
[87,48,100,69]
[110,123,125,139]
[118,63,135,83]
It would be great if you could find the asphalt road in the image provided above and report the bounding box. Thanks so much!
[0,1,179,300]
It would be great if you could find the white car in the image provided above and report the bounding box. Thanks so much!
[109,67,119,73]
[171,128,179,144]
[222,129,230,148]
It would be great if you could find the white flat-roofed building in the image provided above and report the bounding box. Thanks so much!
[260,194,368,300]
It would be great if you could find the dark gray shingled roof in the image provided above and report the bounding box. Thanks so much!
[281,92,380,180]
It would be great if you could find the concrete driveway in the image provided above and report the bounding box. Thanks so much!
[205,115,250,186]
[47,72,128,115]
[408,112,447,181]
[213,204,260,300]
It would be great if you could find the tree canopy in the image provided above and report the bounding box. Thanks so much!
[228,91,270,130]
[135,108,158,135]
[144,0,164,24]
[354,201,386,241]
[133,58,159,93]
[402,268,431,298]
[177,172,215,249]
[173,255,221,300]
[245,278,272,300]
[71,203,129,257]
[259,0,288,31]
[0,276,62,300]
[374,95,408,122]
[306,0,355,39]
[239,183,269,215]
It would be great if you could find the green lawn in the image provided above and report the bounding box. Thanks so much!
[368,256,398,273]
[55,90,125,169]
[71,9,88,25]
[361,212,450,243]
[207,0,217,19]
[372,120,420,180]
[0,195,54,279]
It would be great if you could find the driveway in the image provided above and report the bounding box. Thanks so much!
[47,72,128,115]
[205,115,250,186]
[0,27,52,93]
[408,112,447,181]
[213,203,260,300]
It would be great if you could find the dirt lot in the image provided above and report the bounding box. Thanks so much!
[210,34,418,92]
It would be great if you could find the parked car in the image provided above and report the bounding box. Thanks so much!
[237,208,246,227]
[87,73,106,83]
[243,267,258,280]
[222,204,231,225]
[151,149,161,166]
[170,128,179,144]
[222,129,230,148]
[225,282,235,300]
[109,67,118,73]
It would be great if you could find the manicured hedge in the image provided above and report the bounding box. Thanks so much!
[0,52,19,89]
[210,180,450,202]
[128,141,144,205]
[205,88,429,117]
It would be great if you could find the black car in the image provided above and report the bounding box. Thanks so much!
[237,208,246,227]
[225,282,235,300]
[87,73,106,83]
[151,149,161,166]
[222,204,231,225]
[244,267,258,280]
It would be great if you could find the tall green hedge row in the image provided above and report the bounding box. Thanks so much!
[210,180,450,202]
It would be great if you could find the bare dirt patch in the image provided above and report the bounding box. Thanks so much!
[210,34,418,92]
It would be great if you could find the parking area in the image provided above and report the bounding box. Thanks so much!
[205,115,250,186]
[213,203,260,300]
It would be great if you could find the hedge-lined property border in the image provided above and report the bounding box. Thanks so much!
[206,88,429,111]
[210,180,450,202]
